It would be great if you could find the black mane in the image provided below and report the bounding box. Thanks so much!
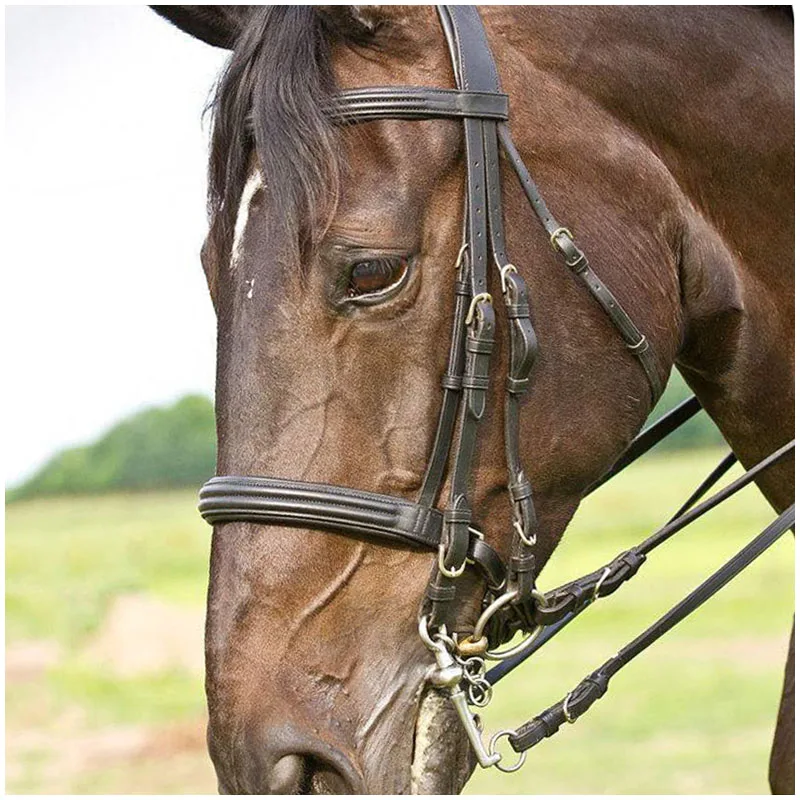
[207,7,343,264]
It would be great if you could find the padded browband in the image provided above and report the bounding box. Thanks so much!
[200,476,506,586]
[329,87,509,123]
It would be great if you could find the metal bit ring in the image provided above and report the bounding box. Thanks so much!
[489,730,527,773]
[485,624,544,661]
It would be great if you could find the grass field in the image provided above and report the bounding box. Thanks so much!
[6,449,794,794]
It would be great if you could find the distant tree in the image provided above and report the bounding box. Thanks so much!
[9,395,216,500]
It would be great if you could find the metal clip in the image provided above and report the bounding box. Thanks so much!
[418,618,501,769]
[454,242,469,271]
[592,566,613,603]
[438,542,466,579]
[513,519,537,548]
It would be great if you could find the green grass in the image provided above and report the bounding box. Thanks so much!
[6,491,210,644]
[5,449,794,794]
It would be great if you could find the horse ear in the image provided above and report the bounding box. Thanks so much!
[150,6,254,49]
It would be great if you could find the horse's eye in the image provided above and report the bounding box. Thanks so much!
[348,257,408,298]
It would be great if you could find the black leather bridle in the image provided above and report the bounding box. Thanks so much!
[199,6,794,774]
[200,4,661,631]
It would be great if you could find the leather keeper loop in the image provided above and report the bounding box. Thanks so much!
[441,373,462,390]
[506,376,530,394]
[505,303,530,319]
[444,506,471,525]
[426,582,457,602]
[466,335,494,355]
[455,280,471,296]
[510,479,534,501]
[462,375,490,390]
[553,232,589,275]
[511,553,537,572]
[565,251,588,274]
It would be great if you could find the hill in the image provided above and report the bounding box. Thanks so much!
[9,395,216,501]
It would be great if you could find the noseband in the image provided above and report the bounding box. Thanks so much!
[199,6,794,774]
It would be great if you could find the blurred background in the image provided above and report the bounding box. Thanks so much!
[5,6,794,795]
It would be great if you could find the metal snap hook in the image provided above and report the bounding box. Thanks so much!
[418,614,441,651]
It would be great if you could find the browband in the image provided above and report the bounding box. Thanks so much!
[329,87,509,123]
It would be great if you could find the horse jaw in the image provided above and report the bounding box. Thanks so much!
[410,688,476,794]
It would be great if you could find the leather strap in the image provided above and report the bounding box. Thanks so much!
[330,87,508,123]
[417,228,471,508]
[498,124,664,403]
[427,6,503,623]
[200,476,443,548]
[508,503,795,752]
[199,475,507,585]
[486,437,795,685]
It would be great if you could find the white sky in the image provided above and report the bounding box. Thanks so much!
[5,7,230,484]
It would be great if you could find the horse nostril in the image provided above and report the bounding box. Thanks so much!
[306,758,353,794]
[212,723,364,794]
[269,754,305,793]
[265,753,358,794]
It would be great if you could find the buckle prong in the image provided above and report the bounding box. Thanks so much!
[465,292,492,326]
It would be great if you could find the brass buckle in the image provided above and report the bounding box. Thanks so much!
[465,292,492,326]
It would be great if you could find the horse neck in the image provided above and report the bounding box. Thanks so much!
[492,7,793,510]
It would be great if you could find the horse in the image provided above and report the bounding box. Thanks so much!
[153,6,794,794]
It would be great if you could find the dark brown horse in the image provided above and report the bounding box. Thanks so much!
[155,6,793,794]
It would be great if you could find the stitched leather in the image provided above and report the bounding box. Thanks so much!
[200,475,506,585]
[330,87,508,123]
[200,476,443,548]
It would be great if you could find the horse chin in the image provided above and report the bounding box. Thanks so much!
[410,688,476,794]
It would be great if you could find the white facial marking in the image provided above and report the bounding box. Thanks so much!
[245,278,255,300]
[230,170,264,270]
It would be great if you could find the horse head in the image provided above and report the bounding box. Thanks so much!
[154,5,793,794]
